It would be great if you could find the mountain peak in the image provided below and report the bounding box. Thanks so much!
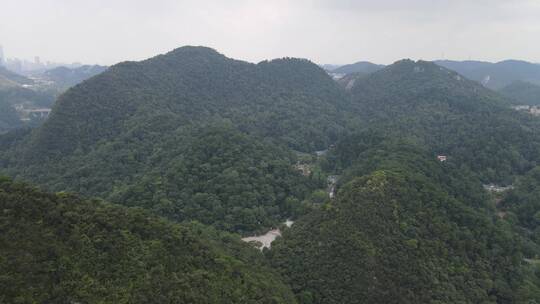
[347,57,501,106]
[164,45,223,58]
[24,46,344,160]
[332,60,384,75]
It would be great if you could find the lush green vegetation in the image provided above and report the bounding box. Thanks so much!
[270,139,537,304]
[346,60,540,184]
[24,46,348,158]
[0,177,297,303]
[0,47,344,233]
[2,122,321,234]
[499,81,540,105]
[267,60,540,303]
[502,167,540,256]
[2,47,540,302]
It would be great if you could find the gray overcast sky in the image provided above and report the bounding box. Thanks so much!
[1,0,539,65]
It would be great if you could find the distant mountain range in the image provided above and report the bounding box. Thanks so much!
[324,58,540,104]
[434,59,540,89]
[324,59,540,87]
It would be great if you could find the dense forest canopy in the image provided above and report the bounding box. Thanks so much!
[0,46,345,233]
[25,46,349,158]
[500,81,540,105]
[2,46,540,302]
[270,139,539,304]
[0,177,297,303]
[344,59,540,183]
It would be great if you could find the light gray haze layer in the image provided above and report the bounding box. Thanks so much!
[1,0,539,65]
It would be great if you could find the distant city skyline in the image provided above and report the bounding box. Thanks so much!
[1,41,539,73]
[0,44,85,74]
[1,0,539,66]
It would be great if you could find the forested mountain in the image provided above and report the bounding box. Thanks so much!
[270,139,537,303]
[500,81,540,105]
[330,61,384,75]
[3,46,540,302]
[436,60,540,89]
[0,177,296,303]
[502,166,540,253]
[266,60,540,303]
[346,59,540,183]
[0,46,346,233]
[40,64,108,90]
[26,46,348,157]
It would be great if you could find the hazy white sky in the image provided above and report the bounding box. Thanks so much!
[1,0,539,65]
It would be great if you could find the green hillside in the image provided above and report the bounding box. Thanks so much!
[0,177,296,303]
[499,81,540,105]
[0,46,344,233]
[27,46,348,157]
[270,139,536,304]
[346,59,540,183]
[3,47,540,302]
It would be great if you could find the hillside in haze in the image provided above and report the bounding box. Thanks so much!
[500,81,540,105]
[435,59,540,89]
[0,67,56,133]
[0,63,107,134]
[39,64,108,90]
[0,65,33,88]
[328,59,540,93]
[330,61,384,75]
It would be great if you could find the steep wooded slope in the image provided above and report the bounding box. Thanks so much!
[347,59,540,183]
[0,177,297,303]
